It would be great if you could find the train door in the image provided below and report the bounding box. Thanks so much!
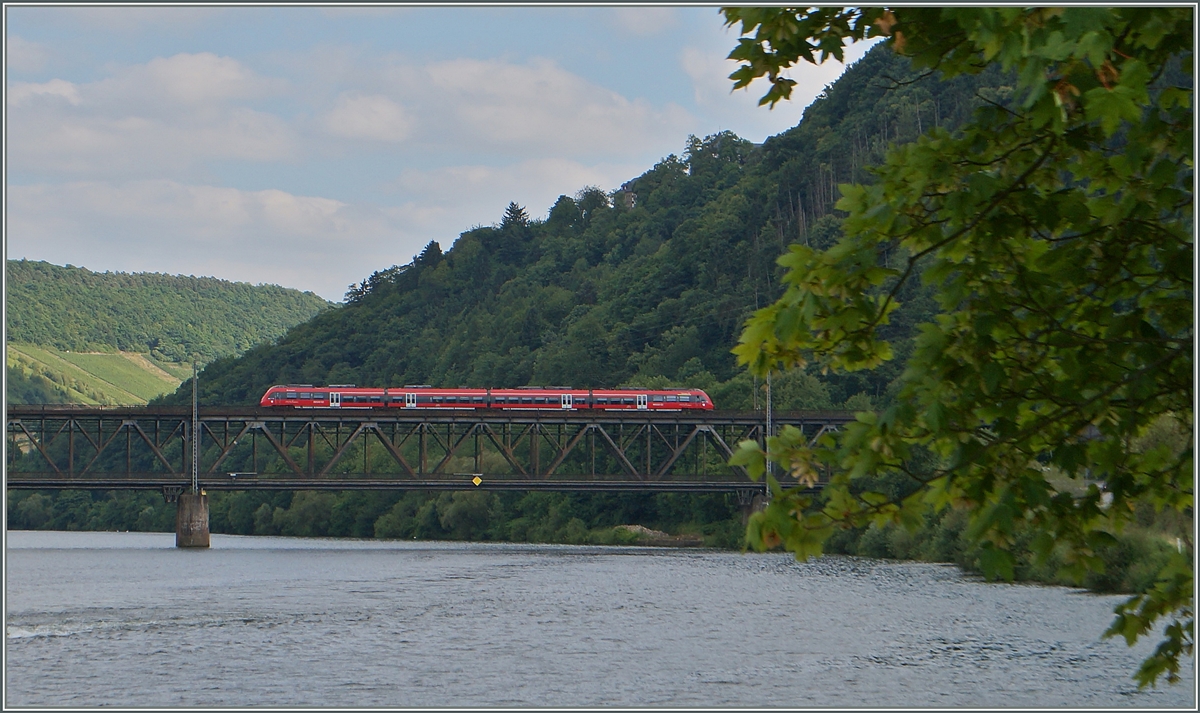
[561,394,573,409]
[405,392,417,409]
[329,392,341,408]
[636,394,648,410]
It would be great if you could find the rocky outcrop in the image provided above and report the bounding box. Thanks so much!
[614,524,705,547]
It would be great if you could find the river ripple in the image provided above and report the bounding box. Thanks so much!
[5,530,1194,708]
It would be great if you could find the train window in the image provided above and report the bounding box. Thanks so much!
[300,392,312,399]
[370,396,382,403]
[472,396,484,403]
[432,396,444,403]
[666,395,678,402]
[622,398,634,405]
[286,392,297,399]
[680,396,691,402]
[314,394,326,401]
[596,398,608,404]
[534,397,547,404]
[651,396,663,402]
[445,396,458,403]
[521,397,533,404]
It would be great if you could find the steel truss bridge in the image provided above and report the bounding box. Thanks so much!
[7,406,853,501]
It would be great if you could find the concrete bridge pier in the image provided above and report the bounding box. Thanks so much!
[176,491,210,548]
[738,489,770,525]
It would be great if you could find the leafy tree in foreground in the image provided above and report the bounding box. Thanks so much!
[723,7,1193,686]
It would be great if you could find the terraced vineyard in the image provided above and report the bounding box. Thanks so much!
[7,343,186,405]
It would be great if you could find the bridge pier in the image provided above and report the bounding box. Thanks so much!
[176,491,210,548]
[738,489,769,525]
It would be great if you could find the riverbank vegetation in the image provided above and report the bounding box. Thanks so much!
[6,489,743,548]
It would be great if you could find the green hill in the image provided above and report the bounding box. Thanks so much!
[172,45,1004,413]
[6,261,333,405]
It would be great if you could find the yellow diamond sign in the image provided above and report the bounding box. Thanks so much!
[472,476,482,486]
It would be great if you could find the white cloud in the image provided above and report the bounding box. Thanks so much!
[413,57,694,157]
[93,52,285,109]
[7,79,82,106]
[147,53,274,105]
[324,93,413,142]
[6,54,296,177]
[6,35,51,73]
[8,106,296,176]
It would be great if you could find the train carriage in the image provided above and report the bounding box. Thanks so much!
[260,385,713,411]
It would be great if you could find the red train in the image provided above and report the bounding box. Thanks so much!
[260,385,714,411]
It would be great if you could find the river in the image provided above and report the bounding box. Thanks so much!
[5,530,1194,708]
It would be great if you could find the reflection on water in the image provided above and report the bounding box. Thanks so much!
[5,530,1195,708]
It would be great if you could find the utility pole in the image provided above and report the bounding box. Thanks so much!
[765,370,773,499]
[192,360,199,494]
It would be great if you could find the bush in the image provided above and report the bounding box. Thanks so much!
[856,523,891,558]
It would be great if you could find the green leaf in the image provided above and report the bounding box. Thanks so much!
[977,542,1015,582]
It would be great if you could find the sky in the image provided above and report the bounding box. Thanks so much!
[5,5,877,302]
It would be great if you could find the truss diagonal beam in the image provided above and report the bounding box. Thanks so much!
[365,423,417,476]
[593,424,642,480]
[206,421,255,473]
[652,425,705,480]
[541,424,593,478]
[431,423,481,474]
[319,422,371,476]
[78,421,136,476]
[250,421,305,475]
[15,421,61,475]
[128,421,179,475]
[480,424,528,477]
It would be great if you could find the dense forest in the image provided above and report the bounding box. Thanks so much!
[6,260,332,363]
[19,44,1174,590]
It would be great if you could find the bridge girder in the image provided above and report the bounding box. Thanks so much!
[7,406,851,494]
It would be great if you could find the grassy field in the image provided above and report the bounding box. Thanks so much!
[7,343,185,405]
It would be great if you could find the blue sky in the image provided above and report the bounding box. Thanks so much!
[6,5,877,301]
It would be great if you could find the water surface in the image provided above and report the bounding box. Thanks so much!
[5,531,1194,707]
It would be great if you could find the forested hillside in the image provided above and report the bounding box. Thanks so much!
[7,260,332,363]
[167,45,1006,413]
[6,261,333,405]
